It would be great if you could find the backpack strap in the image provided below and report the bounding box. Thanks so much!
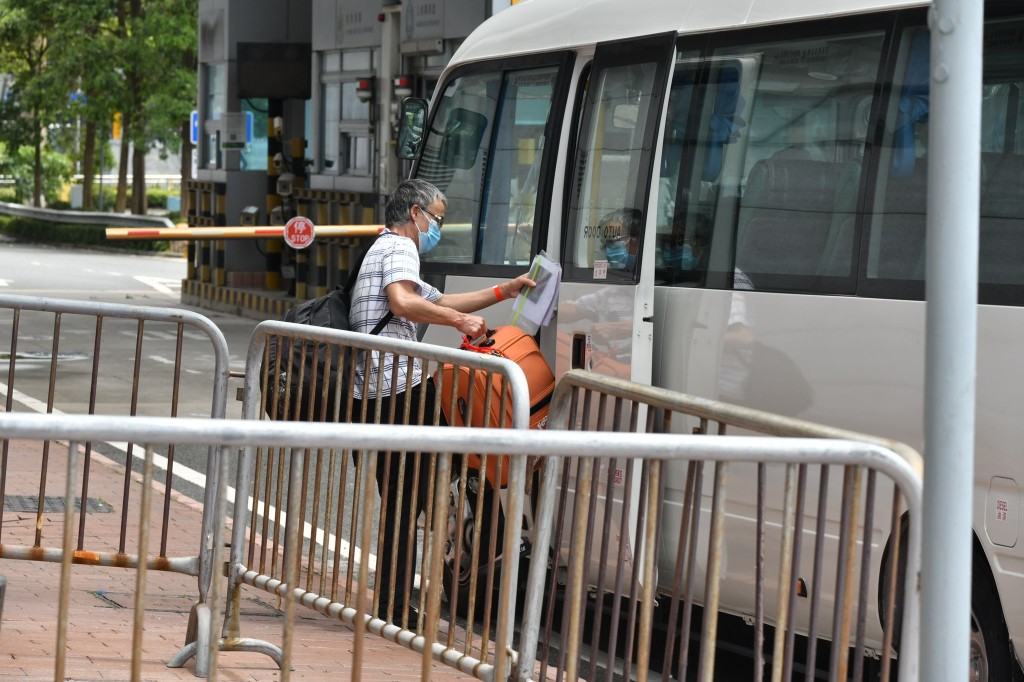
[348,233,394,336]
[369,311,394,336]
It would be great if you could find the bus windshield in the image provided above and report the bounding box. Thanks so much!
[416,65,560,268]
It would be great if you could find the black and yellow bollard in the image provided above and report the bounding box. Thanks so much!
[213,240,226,287]
[295,249,308,301]
[265,239,281,291]
[315,244,329,298]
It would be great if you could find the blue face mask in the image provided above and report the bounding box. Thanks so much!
[605,241,627,269]
[418,218,441,254]
[665,244,698,270]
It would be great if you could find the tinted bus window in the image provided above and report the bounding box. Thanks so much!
[564,35,674,283]
[688,31,885,292]
[654,54,701,285]
[417,65,559,267]
[867,17,1024,302]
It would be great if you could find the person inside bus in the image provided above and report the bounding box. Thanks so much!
[600,208,644,269]
[348,179,535,622]
[703,69,747,182]
[657,211,712,284]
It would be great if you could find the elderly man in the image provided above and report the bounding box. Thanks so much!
[349,179,534,622]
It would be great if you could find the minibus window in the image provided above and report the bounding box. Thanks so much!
[654,56,701,285]
[574,62,659,273]
[416,65,559,267]
[690,31,885,293]
[566,56,665,280]
[867,17,1024,297]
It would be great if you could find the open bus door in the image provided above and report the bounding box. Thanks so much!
[556,34,675,387]
[553,33,675,588]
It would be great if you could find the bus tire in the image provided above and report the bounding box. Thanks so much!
[879,524,1021,682]
[970,550,1015,682]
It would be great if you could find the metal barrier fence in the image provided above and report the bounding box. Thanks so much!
[0,199,175,228]
[0,411,921,681]
[516,369,923,682]
[0,294,231,670]
[193,321,534,678]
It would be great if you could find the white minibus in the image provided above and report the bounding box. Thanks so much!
[398,0,1024,678]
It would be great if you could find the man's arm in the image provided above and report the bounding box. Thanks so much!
[385,280,488,337]
[435,274,535,313]
[385,274,536,337]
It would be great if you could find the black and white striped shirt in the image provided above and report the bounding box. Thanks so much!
[349,230,441,399]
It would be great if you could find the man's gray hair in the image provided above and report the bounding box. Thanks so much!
[384,179,448,228]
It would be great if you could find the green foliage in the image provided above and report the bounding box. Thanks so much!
[71,185,174,210]
[0,215,170,252]
[0,0,198,205]
[146,187,174,209]
[0,141,74,205]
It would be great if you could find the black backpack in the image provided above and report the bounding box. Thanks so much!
[264,239,393,422]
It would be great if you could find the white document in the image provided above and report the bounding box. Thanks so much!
[510,251,561,335]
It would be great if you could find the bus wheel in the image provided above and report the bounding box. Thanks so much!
[970,551,1014,682]
[880,524,1020,681]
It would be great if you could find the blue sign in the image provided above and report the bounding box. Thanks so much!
[190,110,199,145]
[245,111,253,143]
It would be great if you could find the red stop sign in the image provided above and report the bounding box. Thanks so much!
[283,216,315,249]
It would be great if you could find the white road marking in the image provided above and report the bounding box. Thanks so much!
[133,275,178,296]
[147,355,177,366]
[0,279,9,287]
[120,328,207,341]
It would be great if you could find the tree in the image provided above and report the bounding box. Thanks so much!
[48,0,123,210]
[0,0,196,213]
[0,140,73,204]
[114,0,197,214]
[0,0,63,206]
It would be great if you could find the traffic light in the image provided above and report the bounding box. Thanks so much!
[393,75,412,99]
[356,78,375,104]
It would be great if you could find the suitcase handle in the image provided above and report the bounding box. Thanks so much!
[461,330,500,354]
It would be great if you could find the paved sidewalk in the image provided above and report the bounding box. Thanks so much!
[0,438,469,681]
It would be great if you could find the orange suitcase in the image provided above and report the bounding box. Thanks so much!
[436,326,555,488]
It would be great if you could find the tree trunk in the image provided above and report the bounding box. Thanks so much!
[115,114,130,213]
[115,0,129,213]
[131,143,146,215]
[32,116,43,207]
[82,122,97,210]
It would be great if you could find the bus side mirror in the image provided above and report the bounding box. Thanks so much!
[397,97,428,159]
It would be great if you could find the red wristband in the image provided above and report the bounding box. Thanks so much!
[493,285,504,301]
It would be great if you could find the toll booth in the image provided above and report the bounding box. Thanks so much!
[186,0,508,316]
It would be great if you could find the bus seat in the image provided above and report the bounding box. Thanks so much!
[980,152,1024,285]
[817,158,863,278]
[736,156,843,280]
[873,161,928,280]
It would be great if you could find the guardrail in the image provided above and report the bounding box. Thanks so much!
[0,200,174,228]
[0,411,922,681]
[517,369,922,682]
[171,321,534,678]
[0,294,230,672]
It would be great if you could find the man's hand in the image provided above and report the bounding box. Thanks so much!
[499,274,537,300]
[455,313,488,339]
